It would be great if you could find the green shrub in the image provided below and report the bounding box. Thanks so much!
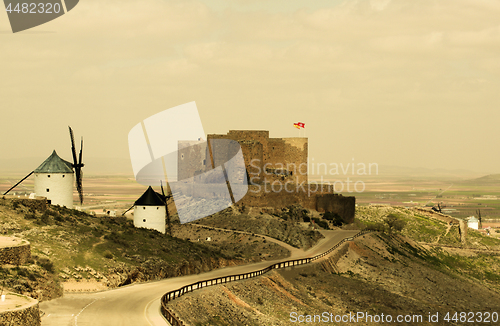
[385,214,406,233]
[312,218,329,230]
[365,222,386,232]
[323,212,343,227]
[24,212,37,220]
[37,258,55,273]
[35,211,51,225]
[52,211,64,222]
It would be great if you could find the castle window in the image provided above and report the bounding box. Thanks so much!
[143,219,146,222]
[181,154,184,160]
[203,159,206,165]
[46,188,50,192]
[48,175,51,178]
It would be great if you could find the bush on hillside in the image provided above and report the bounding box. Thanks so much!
[323,211,343,227]
[385,214,406,233]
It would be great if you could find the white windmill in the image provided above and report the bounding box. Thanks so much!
[4,127,85,209]
[132,186,167,234]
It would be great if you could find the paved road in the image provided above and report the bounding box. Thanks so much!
[40,229,359,326]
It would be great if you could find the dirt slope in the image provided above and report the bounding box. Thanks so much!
[170,232,500,326]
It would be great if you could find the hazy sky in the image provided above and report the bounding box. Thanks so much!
[1,0,500,175]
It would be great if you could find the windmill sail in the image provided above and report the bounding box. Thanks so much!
[160,180,173,236]
[69,126,85,205]
[3,171,34,195]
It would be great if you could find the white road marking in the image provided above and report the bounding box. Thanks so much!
[144,298,156,326]
[145,297,170,326]
[74,299,99,326]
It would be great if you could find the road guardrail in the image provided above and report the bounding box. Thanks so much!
[161,229,371,325]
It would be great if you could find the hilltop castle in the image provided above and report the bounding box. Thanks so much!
[177,130,355,223]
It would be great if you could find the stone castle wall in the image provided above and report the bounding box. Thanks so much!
[240,186,355,223]
[11,198,47,213]
[0,297,40,326]
[206,130,308,185]
[240,141,264,183]
[316,194,356,223]
[166,183,355,224]
[178,141,207,180]
[0,241,31,265]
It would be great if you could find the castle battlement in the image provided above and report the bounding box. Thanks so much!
[205,130,308,185]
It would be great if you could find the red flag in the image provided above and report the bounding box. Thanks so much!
[293,122,305,129]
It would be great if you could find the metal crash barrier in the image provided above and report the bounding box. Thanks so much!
[161,230,371,325]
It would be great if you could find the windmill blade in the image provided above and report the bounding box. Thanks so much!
[69,126,81,191]
[160,180,165,197]
[69,126,78,166]
[161,180,173,236]
[69,127,84,205]
[122,204,134,216]
[76,137,84,204]
[3,171,34,195]
[160,180,174,201]
[78,137,84,167]
[76,170,84,205]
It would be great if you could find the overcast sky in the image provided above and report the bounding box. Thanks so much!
[1,0,499,175]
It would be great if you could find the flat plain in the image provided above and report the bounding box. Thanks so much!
[2,173,500,220]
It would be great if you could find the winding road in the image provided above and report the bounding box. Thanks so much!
[40,229,359,326]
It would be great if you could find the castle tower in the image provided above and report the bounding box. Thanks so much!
[133,186,166,234]
[205,130,308,185]
[34,150,74,208]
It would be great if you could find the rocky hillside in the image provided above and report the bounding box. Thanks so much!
[170,232,500,326]
[194,205,324,249]
[355,205,500,249]
[0,197,289,301]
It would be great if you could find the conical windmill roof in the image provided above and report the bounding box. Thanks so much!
[34,150,74,173]
[134,186,165,206]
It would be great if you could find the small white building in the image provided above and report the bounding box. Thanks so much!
[133,186,166,234]
[34,150,74,209]
[467,216,479,230]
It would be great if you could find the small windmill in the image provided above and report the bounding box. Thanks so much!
[432,203,442,213]
[3,127,85,208]
[123,180,173,236]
